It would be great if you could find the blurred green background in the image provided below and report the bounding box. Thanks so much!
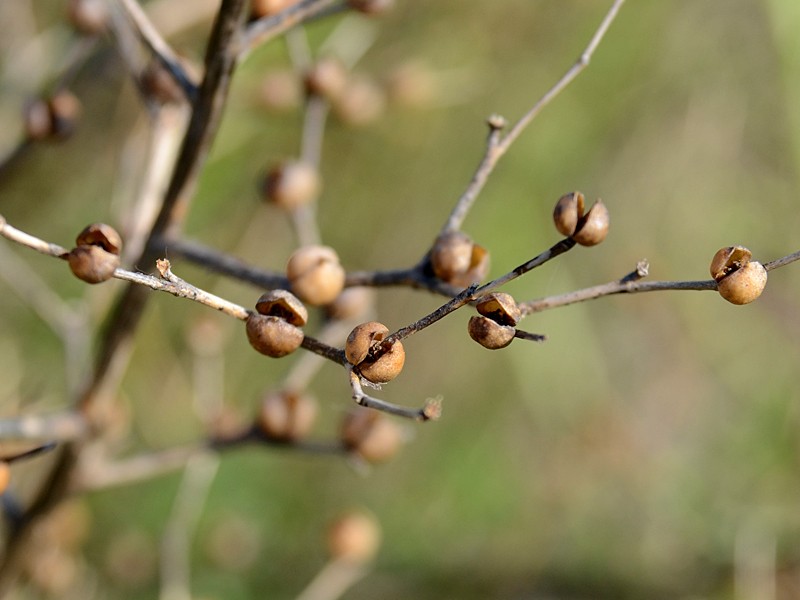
[1,0,800,598]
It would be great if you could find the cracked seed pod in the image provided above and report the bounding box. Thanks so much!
[431,231,490,286]
[245,314,303,357]
[262,161,320,210]
[468,315,515,350]
[345,322,405,383]
[327,510,381,564]
[476,292,521,326]
[304,57,348,101]
[710,246,767,305]
[257,390,317,441]
[255,289,308,326]
[67,223,122,284]
[553,192,610,246]
[340,409,403,464]
[286,245,346,306]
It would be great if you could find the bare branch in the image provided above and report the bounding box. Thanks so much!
[0,411,87,443]
[348,369,441,422]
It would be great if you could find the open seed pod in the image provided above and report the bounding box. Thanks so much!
[710,245,767,305]
[255,290,308,326]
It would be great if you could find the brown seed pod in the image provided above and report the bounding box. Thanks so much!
[340,409,403,464]
[327,510,381,564]
[332,76,387,126]
[286,245,346,306]
[304,57,348,101]
[140,62,184,105]
[260,70,302,112]
[345,322,405,384]
[245,314,304,357]
[572,200,609,247]
[68,223,122,284]
[475,292,521,326]
[553,191,584,237]
[430,231,490,286]
[468,315,515,350]
[710,246,767,305]
[254,289,308,326]
[262,161,321,210]
[257,390,317,441]
[250,0,297,18]
[47,91,82,140]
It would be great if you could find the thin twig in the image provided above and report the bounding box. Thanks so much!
[0,411,87,443]
[442,0,626,233]
[116,0,199,101]
[348,369,440,422]
[295,559,368,600]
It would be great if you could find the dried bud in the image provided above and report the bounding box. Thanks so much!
[430,231,489,287]
[68,223,122,284]
[327,510,381,564]
[710,246,767,305]
[341,409,403,463]
[262,161,320,210]
[286,245,346,306]
[345,322,405,384]
[468,315,515,350]
[255,289,308,326]
[67,0,108,35]
[304,57,348,101]
[257,390,317,441]
[475,292,521,326]
[245,314,303,357]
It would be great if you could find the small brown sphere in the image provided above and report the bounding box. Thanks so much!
[468,315,515,350]
[333,76,387,126]
[304,57,348,101]
[68,245,120,284]
[327,510,381,564]
[717,261,768,305]
[475,292,521,326]
[258,391,317,441]
[340,409,403,464]
[430,231,489,286]
[345,322,405,384]
[254,289,308,326]
[262,161,320,210]
[553,191,584,237]
[67,0,108,35]
[245,314,303,358]
[0,461,10,495]
[75,223,122,254]
[345,321,389,365]
[286,245,346,306]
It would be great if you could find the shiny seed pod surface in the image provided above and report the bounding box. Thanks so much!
[68,245,120,284]
[286,245,346,306]
[254,289,308,326]
[245,314,303,358]
[357,340,405,384]
[430,231,474,282]
[75,223,122,255]
[709,245,752,281]
[572,200,609,246]
[263,161,320,210]
[468,315,515,350]
[717,261,768,305]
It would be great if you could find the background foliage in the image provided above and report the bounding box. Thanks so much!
[1,0,799,598]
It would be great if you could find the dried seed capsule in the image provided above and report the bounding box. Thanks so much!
[572,200,609,247]
[250,0,297,18]
[68,223,122,284]
[475,292,521,326]
[333,76,387,126]
[340,409,403,464]
[262,161,320,210]
[430,231,490,286]
[710,246,767,305]
[286,245,346,306]
[257,390,317,441]
[260,70,302,112]
[468,315,515,350]
[245,314,303,357]
[254,289,308,326]
[345,322,405,384]
[325,286,375,321]
[345,321,389,365]
[553,191,584,237]
[327,510,381,564]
